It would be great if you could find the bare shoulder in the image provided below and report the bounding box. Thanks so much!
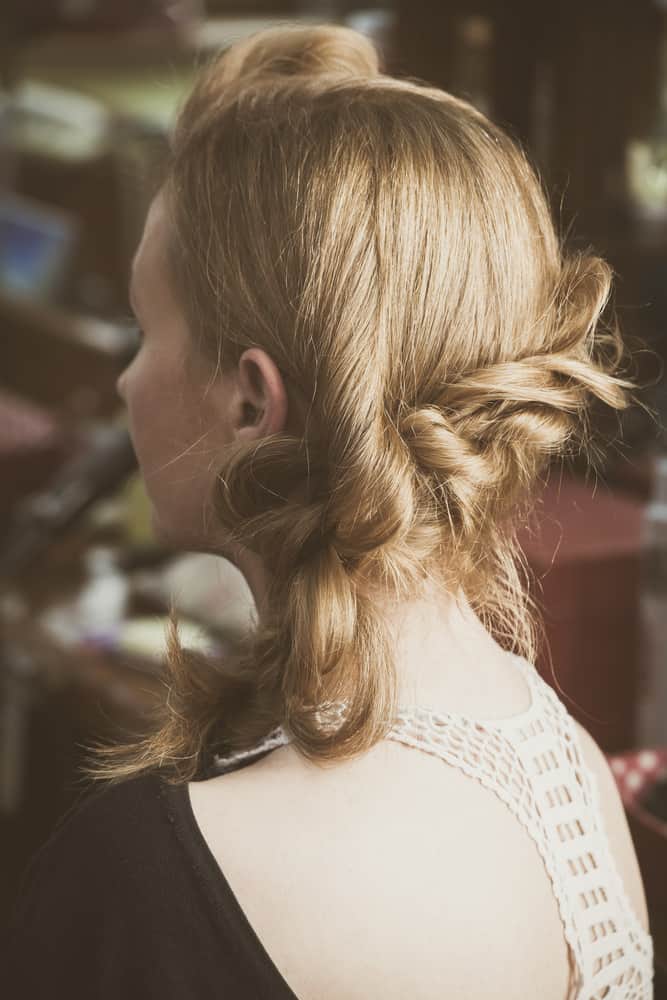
[189,745,575,999]
[187,724,650,999]
[570,719,650,935]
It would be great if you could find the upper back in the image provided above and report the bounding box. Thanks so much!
[188,660,651,1000]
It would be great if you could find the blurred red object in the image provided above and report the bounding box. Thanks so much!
[517,473,645,753]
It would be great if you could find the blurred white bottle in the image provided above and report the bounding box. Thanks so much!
[75,546,129,648]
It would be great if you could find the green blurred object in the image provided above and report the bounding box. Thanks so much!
[121,472,155,546]
[17,66,194,133]
[15,15,329,131]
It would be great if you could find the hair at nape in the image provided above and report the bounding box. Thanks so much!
[81,23,651,786]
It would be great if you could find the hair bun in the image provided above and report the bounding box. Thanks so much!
[217,23,381,85]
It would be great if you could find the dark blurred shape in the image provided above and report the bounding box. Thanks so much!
[393,0,663,238]
[0,424,136,582]
[0,289,138,552]
[0,291,138,419]
[7,0,203,39]
[642,775,667,823]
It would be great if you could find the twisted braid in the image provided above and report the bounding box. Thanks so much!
[399,337,635,536]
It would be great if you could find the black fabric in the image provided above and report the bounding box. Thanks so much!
[2,766,299,999]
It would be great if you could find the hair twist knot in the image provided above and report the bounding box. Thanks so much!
[398,405,500,535]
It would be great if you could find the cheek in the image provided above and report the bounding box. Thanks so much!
[121,353,220,543]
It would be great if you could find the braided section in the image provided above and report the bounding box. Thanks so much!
[211,422,416,580]
[323,415,416,566]
[398,344,635,537]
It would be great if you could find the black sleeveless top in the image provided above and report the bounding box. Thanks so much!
[3,763,299,1000]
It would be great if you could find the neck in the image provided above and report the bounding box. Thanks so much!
[233,547,508,710]
[379,583,509,708]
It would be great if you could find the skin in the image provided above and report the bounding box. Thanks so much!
[117,191,518,719]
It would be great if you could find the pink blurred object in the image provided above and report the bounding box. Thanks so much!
[0,387,72,522]
[607,747,667,811]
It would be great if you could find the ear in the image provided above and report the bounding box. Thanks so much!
[232,347,288,441]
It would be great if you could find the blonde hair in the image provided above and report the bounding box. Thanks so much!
[82,24,645,785]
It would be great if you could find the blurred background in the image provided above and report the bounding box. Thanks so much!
[1,0,667,985]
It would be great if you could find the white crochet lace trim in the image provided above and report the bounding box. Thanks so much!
[212,654,654,998]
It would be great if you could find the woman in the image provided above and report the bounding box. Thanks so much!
[5,23,653,999]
